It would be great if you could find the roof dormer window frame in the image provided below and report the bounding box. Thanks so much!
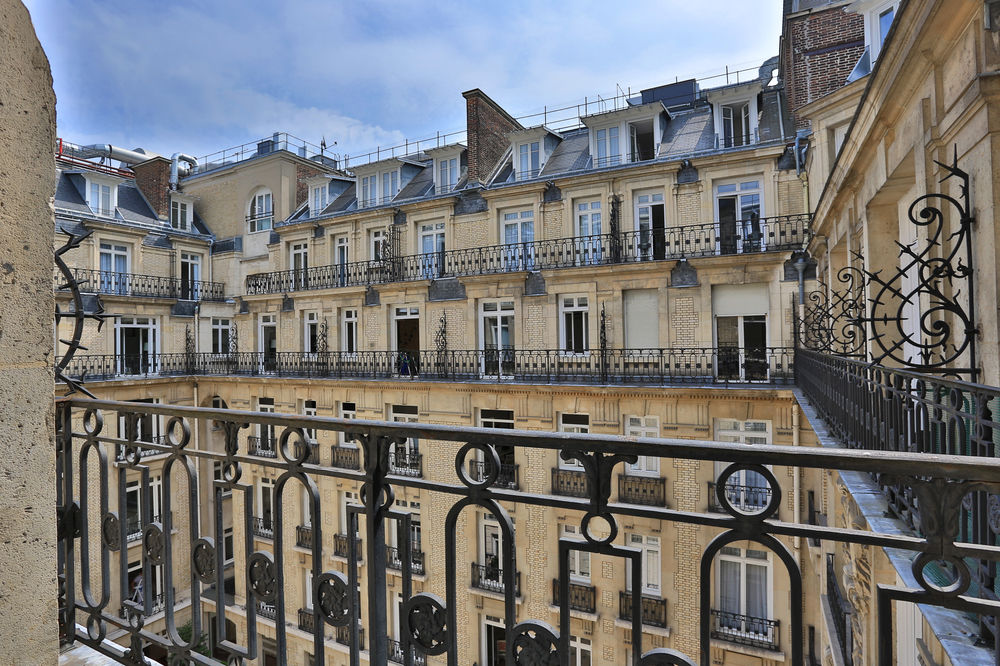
[705,83,763,150]
[867,0,898,62]
[307,176,333,216]
[380,167,400,205]
[169,193,194,231]
[84,174,120,218]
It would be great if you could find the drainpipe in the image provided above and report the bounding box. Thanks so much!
[792,403,801,553]
[170,153,198,190]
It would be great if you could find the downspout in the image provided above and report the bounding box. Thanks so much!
[170,153,197,190]
[792,403,801,553]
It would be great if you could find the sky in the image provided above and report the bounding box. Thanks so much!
[24,0,783,164]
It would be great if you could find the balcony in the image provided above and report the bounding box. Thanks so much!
[388,638,426,665]
[56,267,225,301]
[389,451,422,477]
[54,364,1000,664]
[336,624,365,648]
[244,215,811,295]
[552,579,596,614]
[707,481,772,513]
[467,459,519,490]
[295,524,313,549]
[61,347,795,386]
[252,516,273,540]
[471,562,520,595]
[124,512,163,543]
[827,554,854,665]
[256,600,277,621]
[617,474,666,506]
[386,545,425,575]
[298,607,317,633]
[331,444,361,470]
[248,435,276,458]
[710,609,779,651]
[119,593,165,621]
[334,533,363,560]
[114,435,168,462]
[618,591,667,628]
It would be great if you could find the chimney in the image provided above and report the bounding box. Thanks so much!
[132,156,172,220]
[462,89,522,186]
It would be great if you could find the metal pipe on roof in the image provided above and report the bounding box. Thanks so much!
[170,153,197,190]
[59,141,158,165]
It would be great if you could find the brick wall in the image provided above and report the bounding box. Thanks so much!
[782,5,865,129]
[132,157,171,219]
[671,296,698,346]
[295,163,324,208]
[463,89,522,185]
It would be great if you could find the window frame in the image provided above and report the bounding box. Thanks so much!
[341,308,358,355]
[247,189,273,233]
[625,416,660,476]
[170,199,190,230]
[716,545,774,626]
[625,533,661,595]
[559,295,590,355]
[211,318,231,355]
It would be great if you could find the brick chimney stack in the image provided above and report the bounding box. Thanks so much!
[132,156,172,220]
[462,89,522,186]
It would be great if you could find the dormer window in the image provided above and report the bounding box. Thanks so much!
[310,183,329,215]
[438,158,458,193]
[85,176,119,217]
[518,142,540,179]
[849,0,898,67]
[247,188,273,233]
[705,82,762,150]
[170,195,193,231]
[360,175,377,208]
[594,127,620,168]
[721,102,752,148]
[381,169,399,204]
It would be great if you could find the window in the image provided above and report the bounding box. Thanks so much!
[341,490,360,534]
[248,190,273,233]
[302,399,317,442]
[623,289,659,349]
[339,402,357,445]
[257,477,275,530]
[559,296,589,354]
[625,416,659,476]
[594,126,620,167]
[371,229,386,261]
[211,318,231,355]
[180,252,200,300]
[717,546,772,638]
[290,242,309,289]
[716,180,763,254]
[438,157,458,192]
[126,558,164,611]
[568,635,592,666]
[310,184,329,214]
[721,102,752,147]
[518,141,540,179]
[87,180,114,217]
[390,405,419,460]
[625,534,661,594]
[99,242,129,294]
[341,309,358,354]
[558,414,589,469]
[223,526,234,564]
[256,397,275,455]
[334,235,350,286]
[360,175,378,208]
[212,461,232,497]
[304,312,319,354]
[634,191,665,261]
[501,209,535,270]
[863,1,898,61]
[115,316,158,375]
[714,419,772,510]
[479,300,514,377]
[170,200,189,230]
[562,525,590,581]
[419,222,445,279]
[381,169,400,203]
[575,200,602,265]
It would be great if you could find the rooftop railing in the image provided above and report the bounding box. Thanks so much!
[60,347,795,387]
[56,267,226,302]
[56,378,1000,665]
[245,215,810,295]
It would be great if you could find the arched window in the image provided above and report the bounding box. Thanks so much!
[247,187,273,233]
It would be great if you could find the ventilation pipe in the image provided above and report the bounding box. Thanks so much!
[170,153,198,190]
[58,141,158,165]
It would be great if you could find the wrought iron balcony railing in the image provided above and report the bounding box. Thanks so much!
[386,545,425,575]
[55,384,1000,665]
[119,593,164,621]
[707,481,772,513]
[618,591,668,628]
[124,512,163,543]
[56,267,226,301]
[389,451,422,477]
[471,562,520,595]
[617,474,666,506]
[295,524,313,549]
[256,600,277,621]
[252,516,273,540]
[827,553,854,665]
[388,637,426,665]
[336,623,365,647]
[467,459,519,490]
[552,579,597,614]
[114,435,168,462]
[248,435,276,458]
[62,347,795,387]
[244,215,810,294]
[551,467,590,497]
[298,607,317,633]
[709,609,779,651]
[331,444,361,470]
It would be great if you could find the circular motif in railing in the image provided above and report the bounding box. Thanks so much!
[455,442,501,490]
[126,606,144,632]
[192,538,216,583]
[314,571,350,626]
[912,552,971,597]
[509,620,559,665]
[247,552,277,603]
[581,511,618,545]
[143,524,166,565]
[121,444,142,466]
[713,464,781,521]
[636,648,697,666]
[86,611,106,641]
[101,512,121,551]
[220,459,242,485]
[278,426,312,465]
[402,593,448,655]
[82,408,104,436]
[164,416,190,449]
[360,482,395,515]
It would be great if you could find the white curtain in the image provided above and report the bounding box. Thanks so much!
[747,561,768,631]
[720,559,741,621]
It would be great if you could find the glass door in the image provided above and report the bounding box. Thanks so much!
[180,252,200,300]
[259,315,277,373]
[480,301,514,378]
[715,314,767,381]
[99,242,129,294]
[420,222,445,279]
[502,210,535,271]
[634,193,665,260]
[575,200,603,266]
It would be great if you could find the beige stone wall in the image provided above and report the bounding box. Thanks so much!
[0,1,58,659]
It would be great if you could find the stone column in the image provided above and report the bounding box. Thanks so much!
[0,0,57,660]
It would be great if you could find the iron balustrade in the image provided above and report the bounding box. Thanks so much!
[252,516,273,540]
[296,525,313,549]
[618,474,667,506]
[388,638,426,666]
[710,609,779,651]
[56,267,225,301]
[246,212,273,233]
[336,623,365,647]
[331,444,361,470]
[114,434,168,462]
[55,395,1000,666]
[618,591,668,628]
[707,480,772,513]
[120,594,164,620]
[827,554,853,665]
[62,347,795,387]
[298,607,316,633]
[386,545,425,575]
[248,435,276,458]
[388,451,422,477]
[471,563,520,595]
[552,468,590,497]
[244,216,810,294]
[124,513,162,543]
[467,459,519,490]
[552,579,597,614]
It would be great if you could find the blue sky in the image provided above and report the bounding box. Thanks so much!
[24,0,783,162]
